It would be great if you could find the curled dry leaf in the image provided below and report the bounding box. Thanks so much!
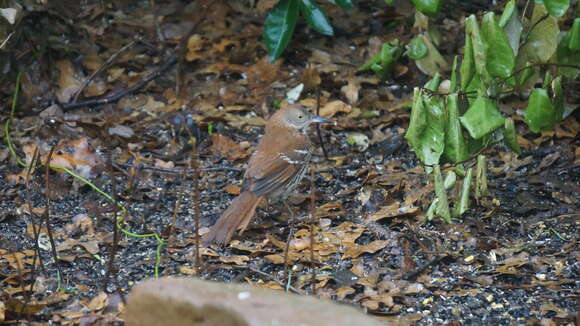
[46,138,104,179]
[319,100,352,118]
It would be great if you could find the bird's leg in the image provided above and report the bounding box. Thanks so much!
[282,200,296,285]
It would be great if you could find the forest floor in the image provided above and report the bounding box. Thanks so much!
[0,0,578,325]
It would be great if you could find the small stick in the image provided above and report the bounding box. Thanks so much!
[71,40,137,103]
[315,87,329,159]
[43,145,63,288]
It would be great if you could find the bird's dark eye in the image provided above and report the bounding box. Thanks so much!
[298,115,303,119]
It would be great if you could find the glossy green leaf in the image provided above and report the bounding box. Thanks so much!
[481,12,514,79]
[359,40,401,80]
[556,30,580,79]
[465,15,488,80]
[518,4,559,64]
[453,167,472,217]
[300,0,334,36]
[264,0,300,62]
[424,72,441,91]
[433,164,452,223]
[411,0,443,18]
[524,88,559,133]
[460,95,505,139]
[333,0,353,9]
[414,34,449,76]
[568,18,580,51]
[501,0,522,56]
[405,88,445,166]
[450,56,458,92]
[498,0,515,28]
[503,118,521,154]
[460,30,475,91]
[543,0,570,17]
[444,94,469,163]
[407,36,428,60]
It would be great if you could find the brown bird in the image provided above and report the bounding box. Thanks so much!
[204,104,331,245]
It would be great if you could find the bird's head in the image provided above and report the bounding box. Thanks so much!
[270,104,332,133]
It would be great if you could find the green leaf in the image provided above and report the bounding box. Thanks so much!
[384,0,395,5]
[300,0,334,36]
[405,88,445,166]
[450,56,458,92]
[460,30,475,91]
[465,15,488,80]
[453,167,472,217]
[333,0,353,9]
[481,12,515,79]
[518,4,559,64]
[424,72,441,91]
[459,95,505,139]
[498,0,515,28]
[543,0,570,17]
[557,29,580,79]
[407,36,428,60]
[524,88,559,133]
[359,40,401,80]
[568,18,580,51]
[263,0,300,62]
[501,0,522,56]
[414,34,449,76]
[411,0,443,18]
[433,164,452,223]
[444,94,469,163]
[475,155,488,200]
[503,118,521,154]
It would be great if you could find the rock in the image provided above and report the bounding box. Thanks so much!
[124,277,385,326]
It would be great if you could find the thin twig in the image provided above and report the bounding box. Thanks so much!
[105,144,120,286]
[113,162,243,175]
[308,168,317,295]
[315,87,329,159]
[61,53,177,110]
[72,40,137,103]
[43,145,63,289]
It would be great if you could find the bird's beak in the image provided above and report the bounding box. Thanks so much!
[311,115,332,124]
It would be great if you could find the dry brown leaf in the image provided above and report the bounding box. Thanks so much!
[224,185,241,195]
[86,292,108,311]
[56,60,82,103]
[46,137,104,179]
[210,133,249,161]
[341,78,360,105]
[319,100,352,118]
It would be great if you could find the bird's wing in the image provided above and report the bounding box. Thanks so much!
[243,136,308,197]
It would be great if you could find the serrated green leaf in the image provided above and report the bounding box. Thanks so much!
[411,0,443,18]
[543,0,570,17]
[524,88,559,132]
[460,95,505,139]
[481,12,515,79]
[407,36,428,60]
[264,0,300,62]
[300,0,334,36]
[503,118,521,154]
[444,94,469,163]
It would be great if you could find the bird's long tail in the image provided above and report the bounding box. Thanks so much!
[203,191,261,245]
